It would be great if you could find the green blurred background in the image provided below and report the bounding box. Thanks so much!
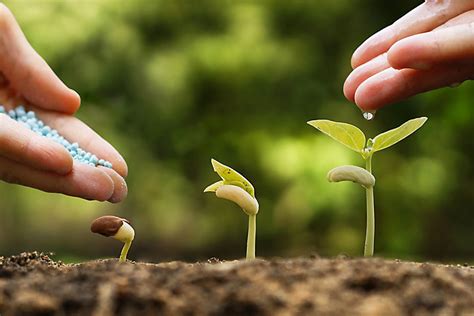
[1,0,472,264]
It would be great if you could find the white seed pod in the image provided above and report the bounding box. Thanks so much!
[327,165,375,189]
[215,185,259,216]
[113,221,135,243]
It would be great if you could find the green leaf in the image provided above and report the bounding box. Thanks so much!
[210,159,255,197]
[307,120,366,153]
[204,180,224,193]
[372,117,427,152]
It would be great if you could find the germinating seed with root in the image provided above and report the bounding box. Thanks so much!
[91,215,135,262]
[0,105,113,168]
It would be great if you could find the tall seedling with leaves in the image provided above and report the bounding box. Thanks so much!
[308,117,427,256]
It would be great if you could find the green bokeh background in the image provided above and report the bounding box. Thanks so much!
[1,0,472,263]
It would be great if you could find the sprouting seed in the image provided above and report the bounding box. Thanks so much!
[204,159,259,260]
[90,215,135,262]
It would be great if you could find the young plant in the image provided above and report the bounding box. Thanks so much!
[204,159,259,260]
[91,215,135,262]
[308,117,427,256]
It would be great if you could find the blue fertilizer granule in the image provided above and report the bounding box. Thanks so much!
[0,105,113,168]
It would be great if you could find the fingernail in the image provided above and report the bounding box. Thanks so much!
[108,180,128,203]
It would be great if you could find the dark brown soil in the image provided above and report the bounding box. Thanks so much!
[0,252,472,316]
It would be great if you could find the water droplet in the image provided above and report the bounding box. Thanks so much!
[366,138,375,150]
[449,82,462,88]
[362,111,376,121]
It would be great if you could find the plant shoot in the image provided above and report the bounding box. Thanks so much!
[91,215,135,262]
[308,117,427,256]
[204,159,259,260]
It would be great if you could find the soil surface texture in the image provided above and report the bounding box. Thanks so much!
[0,252,473,315]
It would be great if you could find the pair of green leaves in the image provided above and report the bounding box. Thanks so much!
[307,117,427,159]
[204,159,256,198]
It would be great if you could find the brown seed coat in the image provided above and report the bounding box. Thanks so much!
[90,216,129,237]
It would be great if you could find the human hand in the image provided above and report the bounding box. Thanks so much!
[0,4,127,202]
[344,1,474,111]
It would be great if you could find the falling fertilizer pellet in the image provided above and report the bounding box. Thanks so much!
[0,105,113,168]
[362,111,376,121]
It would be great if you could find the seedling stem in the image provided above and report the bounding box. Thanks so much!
[364,155,375,256]
[247,214,257,259]
[120,241,132,262]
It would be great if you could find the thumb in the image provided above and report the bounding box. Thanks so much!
[0,4,80,114]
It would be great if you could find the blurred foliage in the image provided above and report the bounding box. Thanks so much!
[0,0,472,263]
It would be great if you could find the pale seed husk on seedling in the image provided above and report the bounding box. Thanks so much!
[91,215,135,262]
[327,165,375,189]
[204,159,259,259]
[308,117,427,256]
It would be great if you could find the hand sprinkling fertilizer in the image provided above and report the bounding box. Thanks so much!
[0,4,127,202]
[1,105,113,168]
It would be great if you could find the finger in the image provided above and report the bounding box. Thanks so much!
[0,4,80,114]
[351,1,474,68]
[388,22,474,70]
[0,113,73,174]
[435,9,474,30]
[0,157,114,201]
[99,166,128,203]
[343,53,390,102]
[32,107,128,177]
[346,10,474,101]
[354,64,474,111]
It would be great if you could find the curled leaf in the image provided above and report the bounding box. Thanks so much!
[307,120,366,154]
[372,117,427,153]
[216,185,259,216]
[204,180,224,193]
[327,165,375,189]
[211,159,255,197]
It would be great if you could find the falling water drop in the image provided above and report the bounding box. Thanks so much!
[362,111,376,121]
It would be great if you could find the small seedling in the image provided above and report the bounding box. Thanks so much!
[204,159,259,260]
[90,215,135,262]
[308,117,427,256]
